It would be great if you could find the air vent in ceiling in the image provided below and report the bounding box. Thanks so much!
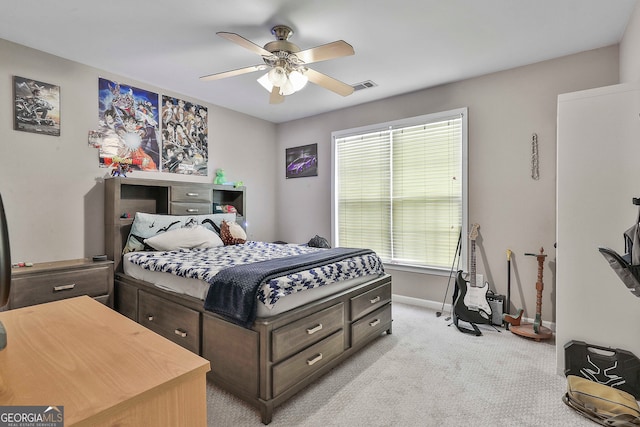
[352,80,377,91]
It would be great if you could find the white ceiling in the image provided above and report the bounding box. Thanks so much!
[1,0,636,123]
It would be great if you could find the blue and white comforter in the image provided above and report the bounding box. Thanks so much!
[126,241,384,309]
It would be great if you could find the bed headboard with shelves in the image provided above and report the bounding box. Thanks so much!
[104,177,246,271]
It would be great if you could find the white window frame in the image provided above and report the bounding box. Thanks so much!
[331,107,468,275]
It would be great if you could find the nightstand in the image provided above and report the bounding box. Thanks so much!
[9,258,114,309]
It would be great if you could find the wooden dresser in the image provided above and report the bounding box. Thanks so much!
[0,296,210,426]
[9,259,114,309]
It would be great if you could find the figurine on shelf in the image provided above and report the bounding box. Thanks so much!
[214,168,225,184]
[111,163,132,177]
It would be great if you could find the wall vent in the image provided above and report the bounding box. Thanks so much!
[352,80,377,91]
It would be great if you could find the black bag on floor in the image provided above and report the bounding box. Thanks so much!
[564,340,640,399]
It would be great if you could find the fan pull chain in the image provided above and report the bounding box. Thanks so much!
[531,133,539,180]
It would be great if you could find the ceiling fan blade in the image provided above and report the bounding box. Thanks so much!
[217,32,273,57]
[270,86,285,104]
[200,65,266,81]
[305,68,354,97]
[295,40,354,64]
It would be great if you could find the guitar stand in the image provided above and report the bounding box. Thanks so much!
[451,315,501,336]
[509,248,553,341]
[452,314,482,336]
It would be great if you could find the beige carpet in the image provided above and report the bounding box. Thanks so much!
[206,302,594,426]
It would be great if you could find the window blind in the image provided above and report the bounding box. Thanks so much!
[333,110,465,270]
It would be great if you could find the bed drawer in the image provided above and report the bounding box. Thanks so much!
[351,303,392,347]
[271,302,344,362]
[171,185,212,203]
[170,202,213,215]
[138,290,200,354]
[350,281,391,320]
[272,329,344,397]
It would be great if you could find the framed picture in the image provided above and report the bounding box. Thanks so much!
[13,76,60,136]
[286,143,318,178]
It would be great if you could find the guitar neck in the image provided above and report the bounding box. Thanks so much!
[470,240,477,287]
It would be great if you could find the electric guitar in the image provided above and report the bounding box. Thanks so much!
[453,223,492,334]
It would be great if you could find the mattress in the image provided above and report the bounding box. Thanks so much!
[123,251,378,318]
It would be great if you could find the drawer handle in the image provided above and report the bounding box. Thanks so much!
[175,328,188,338]
[186,192,199,197]
[186,208,199,213]
[370,296,381,304]
[306,324,323,334]
[307,353,323,366]
[53,284,76,292]
[147,315,154,321]
[369,319,381,327]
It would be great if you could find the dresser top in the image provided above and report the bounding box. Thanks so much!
[0,296,210,424]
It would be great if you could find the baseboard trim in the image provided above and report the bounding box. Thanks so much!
[392,294,451,313]
[391,294,556,332]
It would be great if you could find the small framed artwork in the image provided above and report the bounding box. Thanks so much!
[13,76,60,136]
[286,143,318,178]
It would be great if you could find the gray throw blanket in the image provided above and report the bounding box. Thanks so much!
[204,247,373,327]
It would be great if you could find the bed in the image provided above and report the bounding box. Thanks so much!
[105,177,392,424]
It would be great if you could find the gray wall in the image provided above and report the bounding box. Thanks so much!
[0,34,627,328]
[0,38,278,263]
[276,46,620,324]
[621,0,640,84]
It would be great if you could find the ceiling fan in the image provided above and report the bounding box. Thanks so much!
[200,25,355,104]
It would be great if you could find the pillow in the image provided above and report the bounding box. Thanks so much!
[123,212,235,253]
[144,225,223,251]
[220,220,247,245]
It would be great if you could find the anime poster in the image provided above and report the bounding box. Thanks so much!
[13,76,60,136]
[97,78,160,171]
[161,95,208,175]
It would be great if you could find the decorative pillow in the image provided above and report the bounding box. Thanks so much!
[123,212,235,253]
[220,220,247,245]
[144,225,223,251]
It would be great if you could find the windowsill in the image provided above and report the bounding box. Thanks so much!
[383,262,452,276]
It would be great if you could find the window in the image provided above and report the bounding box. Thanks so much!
[332,108,467,272]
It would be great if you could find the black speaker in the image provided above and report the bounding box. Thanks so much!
[487,294,504,326]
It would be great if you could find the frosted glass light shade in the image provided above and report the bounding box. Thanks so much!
[279,79,295,96]
[257,73,273,92]
[289,70,308,91]
[268,67,287,87]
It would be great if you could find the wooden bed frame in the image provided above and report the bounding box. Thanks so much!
[105,177,392,424]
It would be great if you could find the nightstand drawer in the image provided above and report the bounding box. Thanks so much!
[272,329,344,397]
[350,281,391,320]
[271,302,344,362]
[10,263,112,308]
[138,290,200,353]
[351,303,391,347]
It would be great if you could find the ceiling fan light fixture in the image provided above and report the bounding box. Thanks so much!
[267,66,287,87]
[289,70,308,91]
[257,73,273,92]
[279,78,295,96]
